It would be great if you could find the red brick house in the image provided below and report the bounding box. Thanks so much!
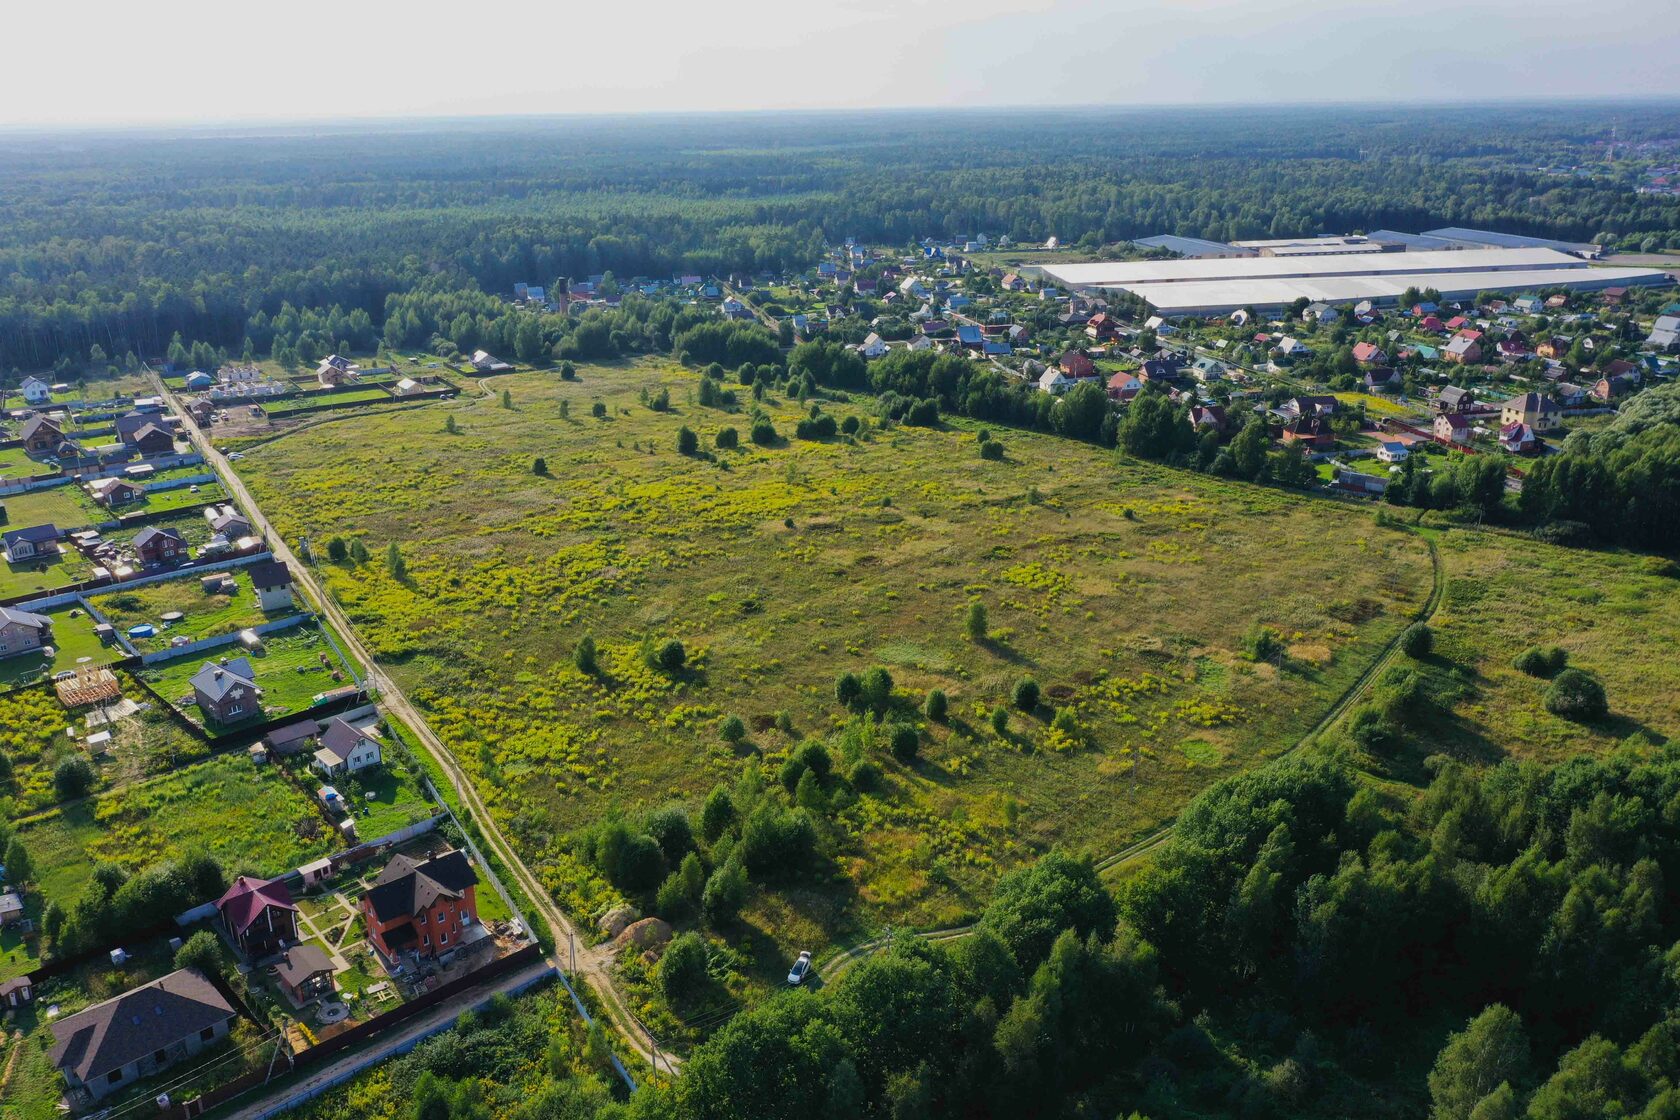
[133,526,187,566]
[361,850,480,963]
[1280,415,1334,449]
[1057,350,1097,380]
[216,876,298,957]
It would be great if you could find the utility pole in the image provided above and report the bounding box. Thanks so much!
[568,930,575,974]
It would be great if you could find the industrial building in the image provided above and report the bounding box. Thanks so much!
[1130,234,1255,259]
[1113,266,1667,318]
[1040,247,1593,290]
[1228,235,1390,256]
[1419,227,1601,258]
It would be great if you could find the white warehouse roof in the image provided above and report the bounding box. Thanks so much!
[1124,266,1670,318]
[1039,247,1587,289]
[1131,234,1256,259]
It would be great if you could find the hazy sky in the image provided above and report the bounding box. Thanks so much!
[8,0,1676,128]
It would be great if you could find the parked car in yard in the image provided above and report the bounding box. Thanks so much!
[787,950,813,986]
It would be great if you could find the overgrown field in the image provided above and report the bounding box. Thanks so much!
[13,751,335,911]
[235,361,1435,935]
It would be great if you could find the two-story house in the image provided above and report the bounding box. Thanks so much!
[361,850,480,963]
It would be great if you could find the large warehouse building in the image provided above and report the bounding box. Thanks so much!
[1038,248,1668,317]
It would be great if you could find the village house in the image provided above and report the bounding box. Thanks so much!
[190,657,261,725]
[0,606,52,660]
[1363,367,1403,393]
[1280,415,1334,449]
[19,415,64,455]
[264,719,320,758]
[1085,313,1120,341]
[1500,422,1540,454]
[468,350,513,373]
[216,875,299,957]
[1352,342,1387,366]
[1283,395,1337,419]
[856,333,888,359]
[1500,392,1562,433]
[1037,369,1073,394]
[1591,373,1639,402]
[360,849,481,963]
[49,969,238,1102]
[1106,371,1142,402]
[1000,272,1026,292]
[1443,336,1483,364]
[0,975,34,1009]
[1434,412,1473,446]
[86,476,145,508]
[1057,351,1097,380]
[249,559,295,612]
[133,525,187,566]
[185,370,215,391]
[1536,336,1571,359]
[312,717,382,778]
[20,376,51,405]
[2,524,59,564]
[1376,441,1410,464]
[1188,405,1228,432]
[1435,386,1476,414]
[1553,382,1588,408]
[205,505,254,540]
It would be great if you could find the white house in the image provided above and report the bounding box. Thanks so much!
[856,333,888,360]
[20,377,50,405]
[1375,441,1410,464]
[1037,369,1073,394]
[249,559,295,612]
[312,718,382,778]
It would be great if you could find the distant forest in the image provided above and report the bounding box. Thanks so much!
[2,103,1679,371]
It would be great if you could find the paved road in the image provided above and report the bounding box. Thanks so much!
[823,534,1445,978]
[153,374,680,1080]
[215,958,556,1120]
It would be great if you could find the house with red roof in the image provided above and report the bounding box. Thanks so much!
[217,876,298,957]
[1351,342,1387,366]
[1418,316,1446,334]
[1058,351,1097,380]
[1106,371,1141,402]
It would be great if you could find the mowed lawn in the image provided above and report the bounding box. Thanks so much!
[13,752,336,913]
[138,624,355,732]
[234,360,1434,929]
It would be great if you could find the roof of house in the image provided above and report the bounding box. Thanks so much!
[216,875,297,936]
[1504,392,1557,412]
[1352,342,1384,362]
[317,717,373,761]
[265,720,319,749]
[49,969,234,1083]
[248,560,292,590]
[1439,386,1473,405]
[276,943,334,987]
[2,524,58,548]
[364,850,478,924]
[19,415,62,440]
[191,658,256,702]
[132,525,185,548]
[1445,336,1480,356]
[1438,413,1471,430]
[0,606,50,631]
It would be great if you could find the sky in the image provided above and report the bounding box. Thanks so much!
[7,0,1678,129]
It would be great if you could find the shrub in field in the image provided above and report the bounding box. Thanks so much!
[889,723,919,762]
[703,858,748,922]
[54,755,95,801]
[991,706,1009,734]
[659,932,710,1004]
[1545,669,1607,721]
[1514,646,1568,677]
[326,536,348,562]
[174,929,226,976]
[924,689,948,722]
[849,759,882,792]
[677,426,699,455]
[591,401,607,418]
[715,426,739,450]
[1348,705,1402,753]
[560,361,576,380]
[719,715,746,744]
[655,639,687,672]
[797,742,833,781]
[966,600,988,641]
[532,457,548,475]
[750,418,778,445]
[644,805,696,864]
[737,803,817,877]
[1244,625,1286,664]
[861,666,894,713]
[841,414,861,436]
[700,785,737,843]
[795,414,838,440]
[573,634,598,675]
[1013,678,1040,712]
[980,439,1004,460]
[836,671,862,709]
[1400,623,1433,658]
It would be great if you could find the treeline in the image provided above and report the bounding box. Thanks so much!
[5,105,1679,370]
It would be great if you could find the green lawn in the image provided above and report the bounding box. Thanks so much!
[262,389,398,418]
[13,751,336,913]
[0,546,92,602]
[0,603,119,690]
[0,483,103,531]
[331,748,435,840]
[124,479,225,516]
[137,623,355,732]
[233,358,1436,939]
[92,569,277,653]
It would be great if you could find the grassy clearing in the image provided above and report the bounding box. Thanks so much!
[13,751,335,912]
[262,388,400,418]
[125,479,225,515]
[1400,528,1680,766]
[137,623,355,732]
[0,546,92,601]
[0,603,117,690]
[92,569,275,652]
[234,359,1433,935]
[0,482,102,530]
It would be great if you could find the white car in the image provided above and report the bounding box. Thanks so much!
[786,950,813,986]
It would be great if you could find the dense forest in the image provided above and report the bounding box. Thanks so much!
[4,103,1680,371]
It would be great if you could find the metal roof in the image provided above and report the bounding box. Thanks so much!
[1131,235,1255,258]
[1121,267,1671,317]
[1040,248,1587,289]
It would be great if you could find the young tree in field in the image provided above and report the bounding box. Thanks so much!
[924,689,948,722]
[591,401,606,419]
[965,600,988,641]
[700,784,737,842]
[890,723,919,762]
[573,633,598,675]
[386,542,407,579]
[560,361,577,380]
[349,539,370,564]
[1230,417,1272,481]
[444,413,459,434]
[719,715,746,744]
[835,671,863,710]
[677,426,699,455]
[501,389,513,409]
[861,666,894,713]
[702,859,748,922]
[715,426,738,450]
[656,639,686,672]
[532,457,548,475]
[1013,678,1040,712]
[326,536,349,562]
[53,757,94,801]
[3,837,32,883]
[174,929,226,976]
[559,399,570,418]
